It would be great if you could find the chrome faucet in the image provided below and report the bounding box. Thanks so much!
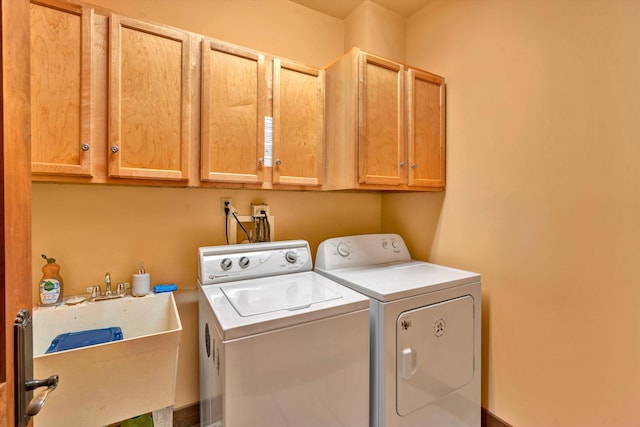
[86,272,128,302]
[105,272,112,296]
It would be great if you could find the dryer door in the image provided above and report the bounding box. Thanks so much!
[396,295,475,416]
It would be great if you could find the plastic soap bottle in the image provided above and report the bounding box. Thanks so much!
[39,254,64,306]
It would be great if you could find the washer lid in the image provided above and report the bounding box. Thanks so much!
[221,274,342,317]
[200,271,369,340]
[316,261,480,302]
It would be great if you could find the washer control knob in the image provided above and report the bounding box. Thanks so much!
[336,243,350,257]
[382,241,389,249]
[238,256,250,269]
[220,258,232,271]
[284,251,298,264]
[392,241,399,249]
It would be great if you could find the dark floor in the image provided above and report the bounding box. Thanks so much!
[106,404,199,427]
[110,405,509,427]
[482,408,513,427]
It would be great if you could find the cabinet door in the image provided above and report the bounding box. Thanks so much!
[109,14,192,181]
[407,69,445,189]
[272,59,324,187]
[201,40,267,184]
[358,53,405,186]
[30,1,93,176]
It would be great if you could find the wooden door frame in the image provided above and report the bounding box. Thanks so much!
[1,0,33,425]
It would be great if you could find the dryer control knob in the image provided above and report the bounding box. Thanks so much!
[284,251,298,264]
[336,243,350,257]
[220,258,233,271]
[238,256,250,269]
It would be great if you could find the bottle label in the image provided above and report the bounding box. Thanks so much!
[40,278,61,305]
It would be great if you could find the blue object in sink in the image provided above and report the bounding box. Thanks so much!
[46,327,123,354]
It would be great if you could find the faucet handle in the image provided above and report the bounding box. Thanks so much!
[86,285,101,299]
[116,282,129,295]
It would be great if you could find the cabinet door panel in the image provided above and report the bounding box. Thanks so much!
[358,54,405,186]
[407,70,445,188]
[273,59,324,186]
[30,1,93,176]
[109,14,192,181]
[201,40,266,184]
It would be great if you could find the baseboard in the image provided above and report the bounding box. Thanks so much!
[482,407,513,427]
[174,403,200,427]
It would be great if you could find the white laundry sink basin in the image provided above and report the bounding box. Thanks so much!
[32,292,182,427]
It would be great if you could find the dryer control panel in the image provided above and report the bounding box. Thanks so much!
[199,240,312,285]
[316,234,411,270]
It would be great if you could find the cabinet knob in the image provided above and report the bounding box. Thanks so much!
[400,161,406,167]
[81,144,90,152]
[258,158,264,165]
[275,159,282,166]
[411,163,417,168]
[110,145,119,154]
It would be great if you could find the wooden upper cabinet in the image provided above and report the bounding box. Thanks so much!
[201,39,267,184]
[30,0,94,176]
[272,59,324,187]
[325,47,445,191]
[109,14,192,181]
[30,3,437,191]
[407,69,445,189]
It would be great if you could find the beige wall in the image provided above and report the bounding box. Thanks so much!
[344,0,406,62]
[32,185,381,297]
[90,0,344,68]
[385,0,640,425]
[31,0,382,410]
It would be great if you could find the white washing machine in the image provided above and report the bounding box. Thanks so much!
[315,234,481,427]
[197,240,370,427]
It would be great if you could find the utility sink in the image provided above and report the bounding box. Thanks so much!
[32,292,182,427]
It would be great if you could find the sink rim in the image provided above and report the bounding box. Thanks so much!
[32,292,182,357]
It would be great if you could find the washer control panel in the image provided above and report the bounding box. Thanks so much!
[199,240,312,285]
[315,234,411,270]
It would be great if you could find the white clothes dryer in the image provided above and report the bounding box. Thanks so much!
[198,240,370,427]
[316,234,481,427]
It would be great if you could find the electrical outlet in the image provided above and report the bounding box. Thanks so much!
[221,197,232,215]
[252,203,269,217]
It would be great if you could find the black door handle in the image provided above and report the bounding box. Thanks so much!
[25,374,59,416]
